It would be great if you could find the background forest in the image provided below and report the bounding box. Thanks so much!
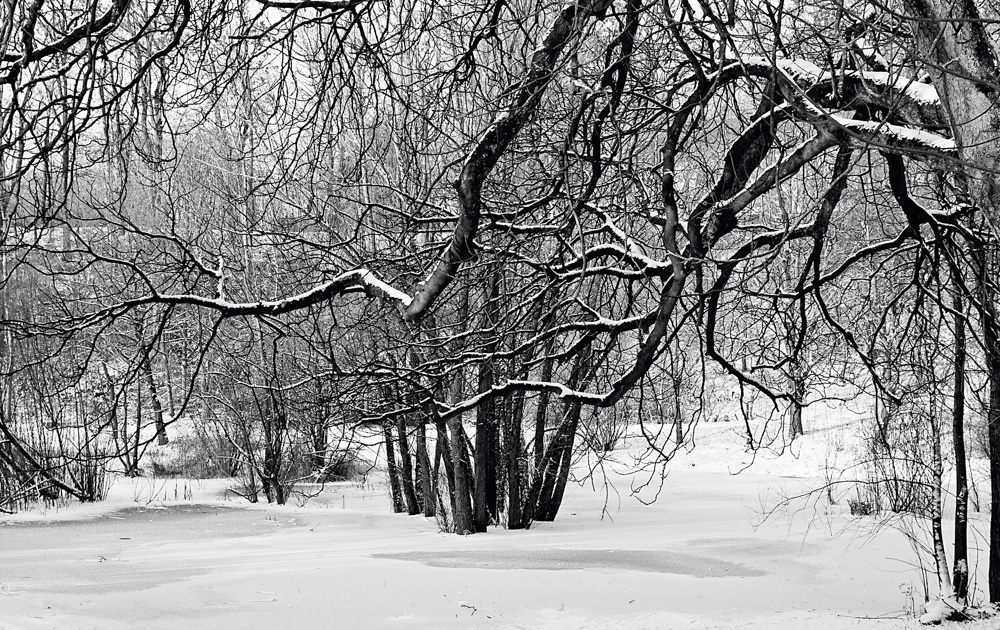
[2,0,1000,618]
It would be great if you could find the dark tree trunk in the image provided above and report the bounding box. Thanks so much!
[439,286,476,535]
[522,343,593,526]
[967,235,1000,601]
[394,416,421,515]
[985,312,1000,602]
[309,419,328,478]
[415,421,434,517]
[539,402,582,521]
[507,390,527,529]
[432,430,445,513]
[383,422,404,513]
[128,379,142,476]
[473,395,495,532]
[952,287,969,602]
[486,400,499,520]
[473,274,501,532]
[448,413,474,533]
[434,415,457,513]
[260,395,287,505]
[244,463,259,504]
[532,355,554,471]
[788,401,803,440]
[523,405,581,525]
[446,289,475,534]
[787,355,805,440]
[261,443,285,504]
[673,374,684,445]
[141,357,169,446]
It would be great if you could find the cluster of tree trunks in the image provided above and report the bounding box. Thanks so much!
[382,387,584,531]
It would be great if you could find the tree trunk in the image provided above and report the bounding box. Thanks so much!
[541,401,583,521]
[927,368,953,602]
[129,378,141,476]
[788,401,803,440]
[473,394,495,532]
[309,419,328,478]
[434,414,457,513]
[260,392,287,505]
[953,287,969,602]
[969,237,1000,602]
[786,355,806,439]
[507,390,527,529]
[473,274,501,532]
[447,413,474,533]
[673,374,684,445]
[261,442,285,504]
[415,420,435,517]
[141,356,169,446]
[532,355,554,471]
[507,420,523,529]
[383,422,404,513]
[984,310,1000,602]
[446,288,475,534]
[523,343,593,526]
[394,416,420,515]
[523,403,581,525]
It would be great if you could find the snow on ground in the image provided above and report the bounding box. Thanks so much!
[0,404,996,629]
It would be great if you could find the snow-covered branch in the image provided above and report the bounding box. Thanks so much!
[65,269,413,328]
[830,116,955,154]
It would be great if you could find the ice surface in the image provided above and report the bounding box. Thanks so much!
[0,409,995,629]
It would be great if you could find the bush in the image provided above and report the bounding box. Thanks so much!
[146,422,241,479]
[858,399,935,518]
[581,404,631,453]
[848,495,874,516]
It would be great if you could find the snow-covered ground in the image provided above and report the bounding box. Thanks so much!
[1,406,995,629]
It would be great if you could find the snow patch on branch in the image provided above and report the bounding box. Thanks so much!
[852,37,889,70]
[831,116,955,152]
[742,56,823,83]
[358,270,412,306]
[492,221,562,234]
[584,205,671,273]
[149,268,412,314]
[739,57,940,107]
[856,71,939,105]
[506,380,606,403]
[602,215,651,261]
[436,379,607,419]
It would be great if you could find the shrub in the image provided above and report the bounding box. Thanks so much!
[848,495,874,516]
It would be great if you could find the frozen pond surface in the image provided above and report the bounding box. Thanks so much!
[373,548,765,577]
[1,505,302,595]
[1,422,995,630]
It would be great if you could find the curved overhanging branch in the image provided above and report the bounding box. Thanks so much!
[148,268,411,316]
[829,116,956,157]
[404,0,616,322]
[738,56,946,128]
[29,269,411,333]
[705,133,840,246]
